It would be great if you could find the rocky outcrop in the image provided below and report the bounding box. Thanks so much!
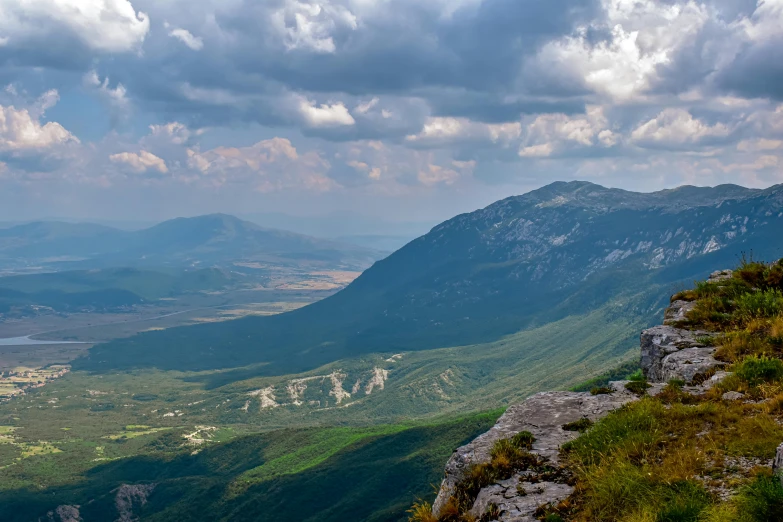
[639,325,717,382]
[115,484,155,522]
[431,383,661,519]
[774,443,783,485]
[43,506,82,522]
[431,272,730,521]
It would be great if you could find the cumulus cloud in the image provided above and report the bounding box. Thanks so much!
[0,0,149,58]
[630,108,732,149]
[3,0,783,217]
[270,0,358,53]
[297,97,355,127]
[110,150,168,174]
[186,137,336,191]
[0,90,78,155]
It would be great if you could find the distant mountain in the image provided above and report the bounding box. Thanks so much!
[0,214,382,271]
[242,211,436,240]
[76,182,783,377]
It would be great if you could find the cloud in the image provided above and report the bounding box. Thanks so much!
[148,122,201,145]
[297,97,356,127]
[84,71,130,114]
[270,0,358,53]
[167,26,204,51]
[0,0,149,65]
[406,117,521,148]
[185,137,336,191]
[4,0,783,219]
[0,91,78,153]
[630,108,731,149]
[110,150,168,174]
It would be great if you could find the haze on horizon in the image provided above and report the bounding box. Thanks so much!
[1,0,782,224]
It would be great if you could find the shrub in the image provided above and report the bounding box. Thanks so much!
[715,331,771,363]
[734,290,783,324]
[734,355,783,387]
[562,418,593,433]
[735,473,783,522]
[770,315,783,345]
[628,369,645,381]
[625,380,651,396]
[590,386,613,395]
[407,501,437,522]
[510,430,535,450]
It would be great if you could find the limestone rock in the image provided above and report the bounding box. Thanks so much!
[660,347,725,384]
[470,477,574,522]
[431,389,636,517]
[43,506,82,522]
[640,325,711,382]
[664,300,696,325]
[709,269,733,282]
[115,484,155,522]
[774,443,783,484]
[722,391,745,401]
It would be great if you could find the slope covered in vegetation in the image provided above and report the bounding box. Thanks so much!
[411,258,783,521]
[0,411,500,522]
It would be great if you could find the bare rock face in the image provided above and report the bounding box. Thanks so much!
[709,269,733,282]
[43,506,82,522]
[664,300,697,325]
[659,347,726,383]
[774,444,783,484]
[640,325,716,383]
[431,389,638,519]
[470,478,574,522]
[115,484,156,522]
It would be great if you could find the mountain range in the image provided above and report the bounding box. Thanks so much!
[0,214,382,272]
[76,181,783,379]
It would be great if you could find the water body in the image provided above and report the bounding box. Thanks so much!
[0,336,87,346]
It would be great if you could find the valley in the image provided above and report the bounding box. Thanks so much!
[1,182,782,521]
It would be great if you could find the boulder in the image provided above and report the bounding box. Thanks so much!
[659,347,725,384]
[640,325,711,382]
[431,389,636,517]
[664,300,696,325]
[722,391,745,401]
[470,478,574,522]
[774,443,783,485]
[709,269,733,282]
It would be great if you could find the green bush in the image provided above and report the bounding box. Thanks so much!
[736,474,783,521]
[734,290,783,323]
[510,431,535,450]
[628,369,645,382]
[625,379,651,396]
[562,418,594,433]
[734,356,783,387]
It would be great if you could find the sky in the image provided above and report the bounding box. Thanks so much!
[0,0,782,225]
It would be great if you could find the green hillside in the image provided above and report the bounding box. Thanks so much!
[74,182,783,379]
[0,412,500,522]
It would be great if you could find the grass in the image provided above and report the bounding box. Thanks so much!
[0,411,500,522]
[557,259,783,521]
[570,360,640,392]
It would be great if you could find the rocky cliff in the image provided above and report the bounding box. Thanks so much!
[429,269,745,521]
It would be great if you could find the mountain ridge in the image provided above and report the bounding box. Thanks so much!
[0,214,381,271]
[75,182,783,378]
